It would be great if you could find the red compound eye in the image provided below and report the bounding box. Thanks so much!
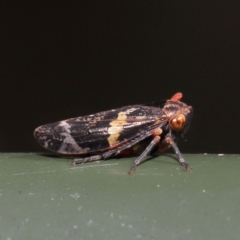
[169,114,186,130]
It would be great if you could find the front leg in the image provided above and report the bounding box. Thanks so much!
[164,136,192,171]
[128,135,161,174]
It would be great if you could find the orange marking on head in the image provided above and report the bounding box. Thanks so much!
[170,92,183,101]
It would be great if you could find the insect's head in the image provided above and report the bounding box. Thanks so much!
[163,93,193,136]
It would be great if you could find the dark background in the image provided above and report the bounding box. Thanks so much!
[1,1,240,153]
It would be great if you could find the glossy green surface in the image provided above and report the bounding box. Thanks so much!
[0,153,239,239]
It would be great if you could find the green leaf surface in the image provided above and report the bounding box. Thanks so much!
[0,153,239,240]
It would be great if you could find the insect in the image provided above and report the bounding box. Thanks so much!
[34,92,193,174]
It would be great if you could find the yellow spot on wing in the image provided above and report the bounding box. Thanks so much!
[107,109,137,147]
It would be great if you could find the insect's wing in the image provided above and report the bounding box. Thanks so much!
[34,105,167,155]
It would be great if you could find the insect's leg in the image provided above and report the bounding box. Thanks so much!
[102,131,153,159]
[72,134,146,165]
[128,136,161,175]
[72,155,102,165]
[73,130,154,166]
[165,136,192,171]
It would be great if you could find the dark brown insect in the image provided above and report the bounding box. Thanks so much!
[34,92,193,174]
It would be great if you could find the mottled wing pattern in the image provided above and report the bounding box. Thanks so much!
[34,105,167,154]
